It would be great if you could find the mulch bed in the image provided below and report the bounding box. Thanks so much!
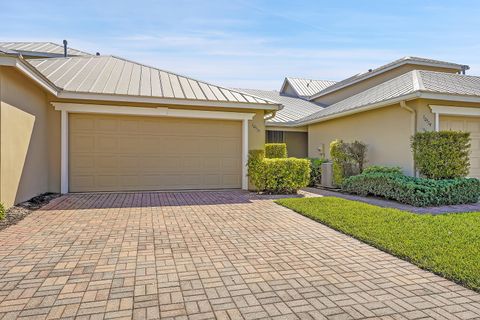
[0,193,60,231]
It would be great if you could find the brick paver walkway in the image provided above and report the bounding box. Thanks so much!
[0,191,478,320]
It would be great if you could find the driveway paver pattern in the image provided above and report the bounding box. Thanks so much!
[0,191,478,320]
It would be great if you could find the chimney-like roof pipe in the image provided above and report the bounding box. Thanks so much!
[62,39,67,57]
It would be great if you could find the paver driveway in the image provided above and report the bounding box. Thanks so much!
[0,191,478,320]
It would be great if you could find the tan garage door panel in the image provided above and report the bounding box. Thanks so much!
[69,114,242,192]
[440,115,480,178]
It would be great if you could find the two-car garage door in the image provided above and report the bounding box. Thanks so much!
[69,114,242,192]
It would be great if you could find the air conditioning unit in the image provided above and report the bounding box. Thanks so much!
[321,162,334,188]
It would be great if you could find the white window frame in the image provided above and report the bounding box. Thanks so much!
[52,102,255,193]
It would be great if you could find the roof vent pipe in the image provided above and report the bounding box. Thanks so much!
[62,40,68,57]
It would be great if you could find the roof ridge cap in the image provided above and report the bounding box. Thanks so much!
[412,70,425,91]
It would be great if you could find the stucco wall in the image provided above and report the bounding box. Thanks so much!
[308,104,414,175]
[313,65,460,106]
[0,67,53,208]
[285,131,308,158]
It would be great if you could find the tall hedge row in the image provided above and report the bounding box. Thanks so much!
[411,131,471,179]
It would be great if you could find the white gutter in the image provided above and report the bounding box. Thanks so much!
[295,92,419,126]
[57,91,281,111]
[282,91,480,127]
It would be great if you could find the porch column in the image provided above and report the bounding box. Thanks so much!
[242,119,249,190]
[60,110,69,194]
[434,112,440,131]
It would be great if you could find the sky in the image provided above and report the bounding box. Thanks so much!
[1,0,480,90]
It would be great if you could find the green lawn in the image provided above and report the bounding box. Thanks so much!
[275,197,480,292]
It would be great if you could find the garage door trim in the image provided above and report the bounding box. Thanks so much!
[431,105,480,131]
[53,102,255,193]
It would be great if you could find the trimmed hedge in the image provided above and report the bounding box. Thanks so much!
[411,131,471,179]
[307,158,327,187]
[342,172,480,207]
[248,150,310,194]
[247,150,265,191]
[362,165,403,176]
[265,143,287,158]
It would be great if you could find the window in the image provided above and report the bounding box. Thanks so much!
[266,130,285,143]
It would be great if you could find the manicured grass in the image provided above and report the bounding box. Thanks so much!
[275,197,480,292]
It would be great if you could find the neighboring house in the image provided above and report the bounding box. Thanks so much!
[0,42,282,207]
[2,41,480,208]
[237,88,326,158]
[280,77,336,100]
[272,57,480,180]
[0,41,91,58]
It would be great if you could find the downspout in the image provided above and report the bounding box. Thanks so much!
[264,110,276,121]
[400,101,417,176]
[264,103,283,120]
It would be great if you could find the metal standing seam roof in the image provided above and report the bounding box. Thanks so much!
[26,55,280,106]
[0,42,91,57]
[296,70,480,125]
[281,77,337,98]
[309,56,469,100]
[237,88,324,124]
[0,46,19,55]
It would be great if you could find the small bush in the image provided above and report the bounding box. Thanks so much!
[411,131,471,179]
[343,172,480,207]
[0,203,4,220]
[248,150,310,194]
[330,140,367,185]
[247,150,266,191]
[265,143,287,158]
[363,165,403,176]
[307,158,327,187]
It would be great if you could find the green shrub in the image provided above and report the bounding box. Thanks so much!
[307,158,327,187]
[263,158,311,194]
[330,139,367,186]
[343,172,480,207]
[363,165,403,176]
[411,131,471,179]
[247,150,266,191]
[265,143,287,158]
[248,150,310,194]
[0,203,4,220]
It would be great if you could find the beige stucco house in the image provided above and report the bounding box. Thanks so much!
[0,42,282,208]
[2,41,480,208]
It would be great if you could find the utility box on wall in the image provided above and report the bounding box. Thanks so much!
[321,162,334,188]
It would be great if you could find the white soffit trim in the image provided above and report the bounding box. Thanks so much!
[57,91,280,111]
[430,105,480,117]
[266,125,308,132]
[298,92,419,126]
[52,102,256,120]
